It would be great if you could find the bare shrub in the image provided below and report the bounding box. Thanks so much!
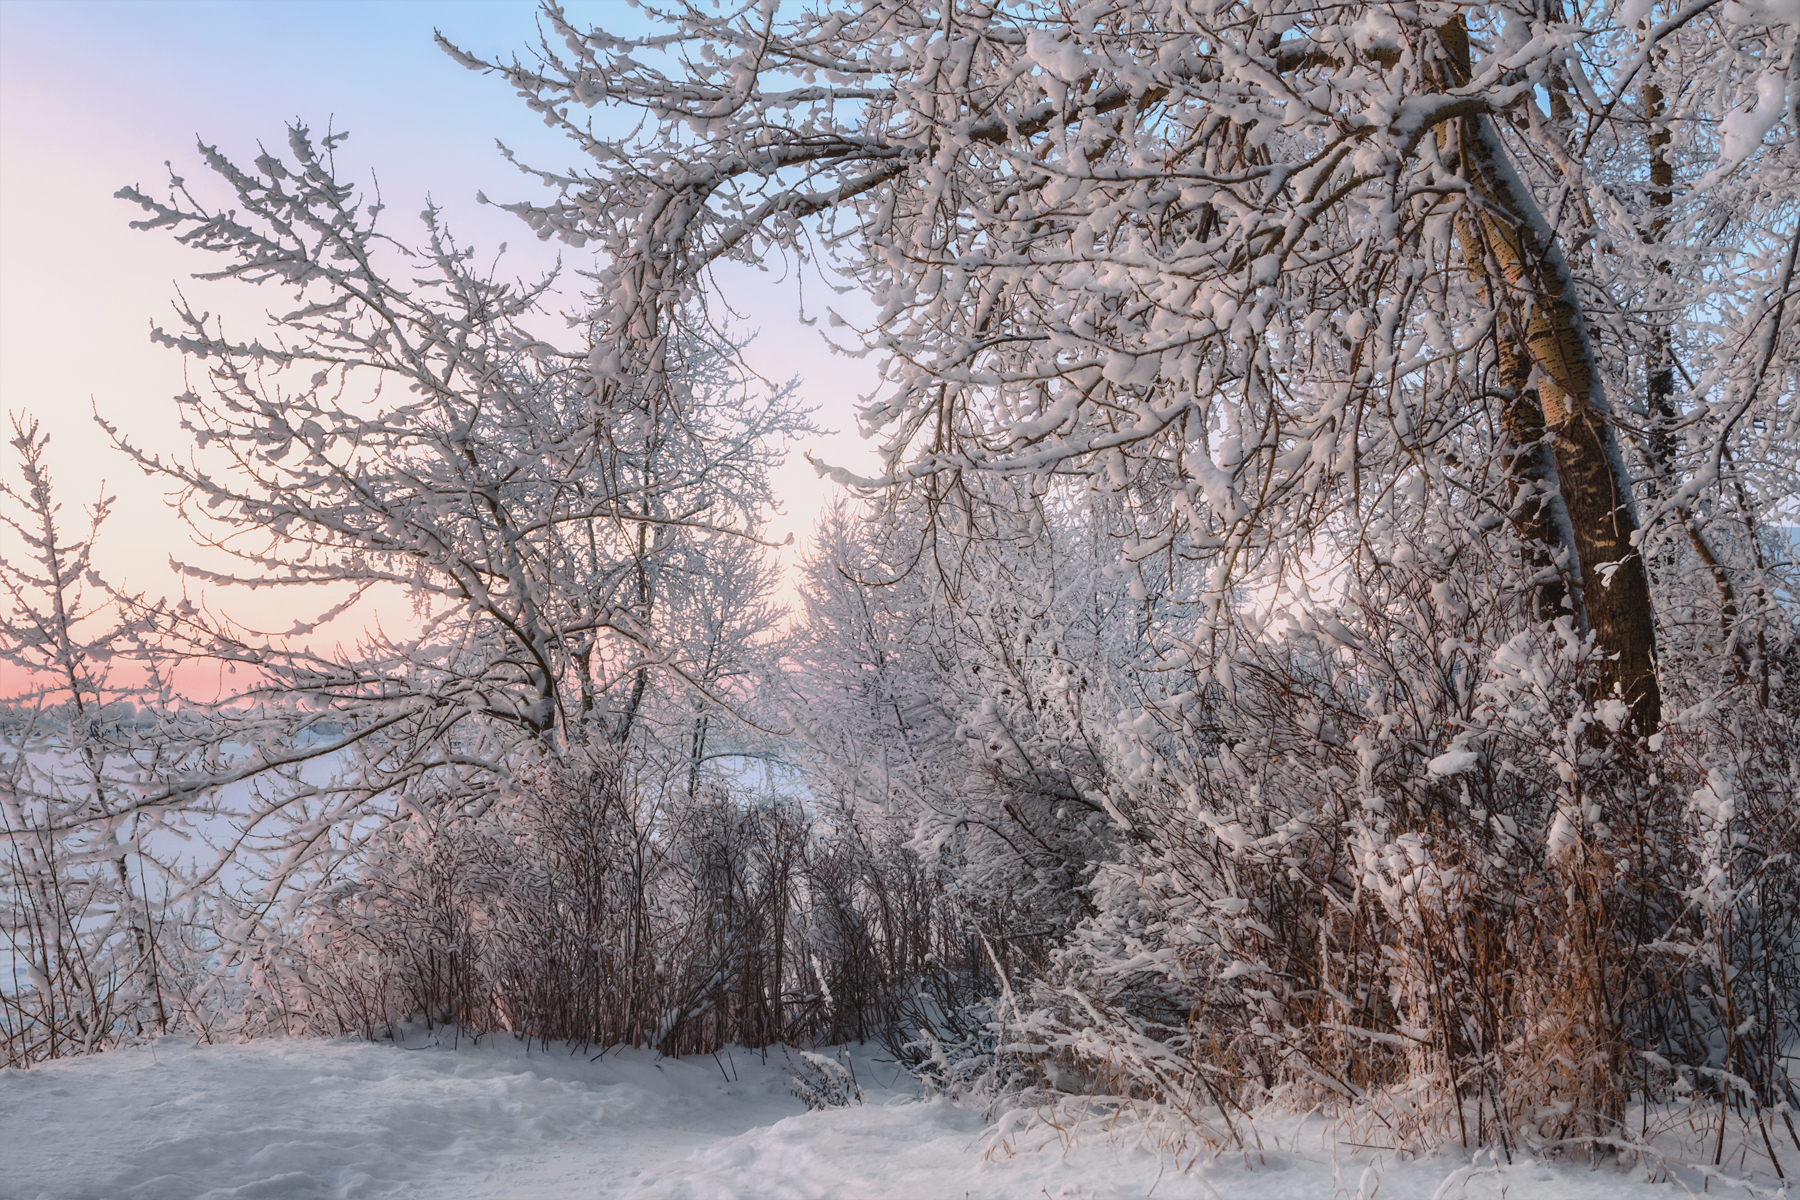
[269,746,891,1054]
[1,420,194,1067]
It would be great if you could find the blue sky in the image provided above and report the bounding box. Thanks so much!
[1,2,624,251]
[0,1,873,630]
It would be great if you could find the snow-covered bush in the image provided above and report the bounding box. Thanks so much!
[1037,654,1798,1157]
[791,480,1800,1156]
[1022,596,1649,1152]
[787,488,1147,1068]
[790,1048,865,1110]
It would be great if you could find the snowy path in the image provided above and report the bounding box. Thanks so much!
[0,1037,1721,1199]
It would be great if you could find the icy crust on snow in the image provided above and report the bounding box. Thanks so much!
[0,1037,1716,1199]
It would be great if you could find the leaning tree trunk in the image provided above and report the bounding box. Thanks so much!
[1445,192,1575,624]
[1439,17,1661,733]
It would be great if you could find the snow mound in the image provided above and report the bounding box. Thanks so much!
[0,1036,1714,1199]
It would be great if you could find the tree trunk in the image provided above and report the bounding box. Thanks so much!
[1640,67,1755,685]
[1439,18,1661,732]
[1446,197,1576,623]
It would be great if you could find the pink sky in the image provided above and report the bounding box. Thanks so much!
[0,1,878,696]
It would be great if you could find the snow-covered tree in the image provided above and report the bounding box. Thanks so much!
[10,2,1797,1156]
[460,0,1800,1148]
[456,0,1800,735]
[107,122,807,800]
[32,123,811,1015]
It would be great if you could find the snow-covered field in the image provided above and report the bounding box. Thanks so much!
[0,1034,1752,1200]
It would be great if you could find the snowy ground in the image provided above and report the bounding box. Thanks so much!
[0,1034,1772,1200]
